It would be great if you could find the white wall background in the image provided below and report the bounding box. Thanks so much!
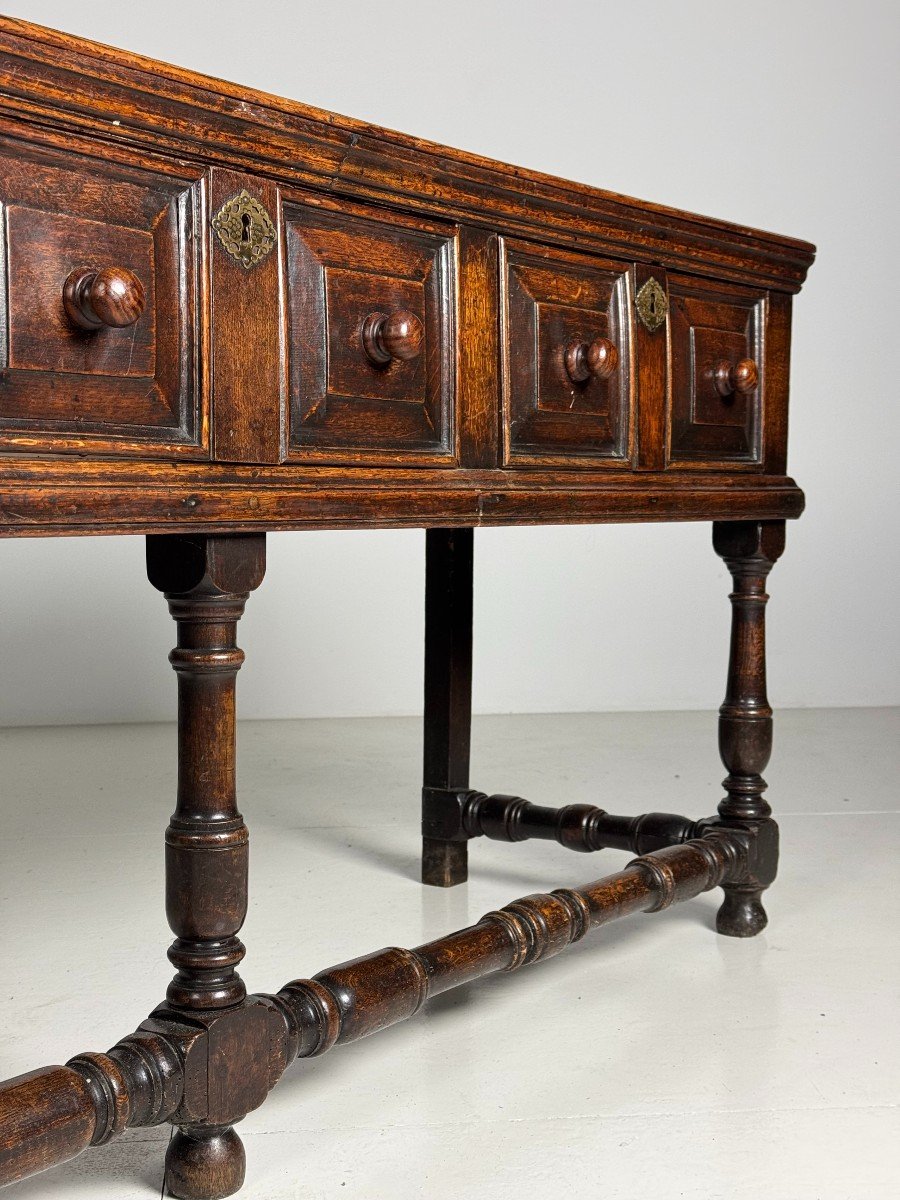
[0,0,897,725]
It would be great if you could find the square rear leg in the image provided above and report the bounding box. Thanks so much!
[422,528,473,886]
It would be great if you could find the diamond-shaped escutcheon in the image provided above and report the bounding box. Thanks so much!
[212,189,277,269]
[635,276,668,333]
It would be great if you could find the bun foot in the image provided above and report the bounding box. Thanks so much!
[716,887,768,938]
[166,1126,246,1200]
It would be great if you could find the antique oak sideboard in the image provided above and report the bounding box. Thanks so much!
[0,17,815,1199]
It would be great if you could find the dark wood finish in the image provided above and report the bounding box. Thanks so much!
[165,1128,245,1200]
[362,308,425,365]
[0,18,815,293]
[0,1068,97,1188]
[712,519,784,936]
[633,263,668,470]
[761,291,793,476]
[0,18,814,1200]
[272,828,749,1057]
[0,138,203,457]
[0,459,806,536]
[209,170,285,466]
[0,1003,285,1193]
[62,266,146,330]
[456,227,501,468]
[147,533,266,1196]
[422,528,474,885]
[667,275,765,467]
[0,14,813,525]
[284,198,455,464]
[564,336,618,384]
[501,239,633,466]
[0,826,756,1192]
[458,792,702,854]
[715,357,758,398]
[0,1030,184,1187]
[146,533,266,1010]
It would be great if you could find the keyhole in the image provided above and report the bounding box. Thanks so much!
[648,294,657,316]
[241,212,253,244]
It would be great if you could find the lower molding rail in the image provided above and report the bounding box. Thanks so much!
[0,825,768,1195]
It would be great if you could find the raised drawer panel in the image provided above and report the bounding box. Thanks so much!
[284,200,456,464]
[667,275,766,467]
[0,142,204,456]
[501,240,633,468]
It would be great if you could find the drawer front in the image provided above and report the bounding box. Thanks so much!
[667,275,765,467]
[0,142,203,456]
[284,200,456,463]
[501,240,633,467]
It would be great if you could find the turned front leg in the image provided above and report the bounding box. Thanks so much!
[147,534,266,1200]
[422,528,475,886]
[712,520,784,937]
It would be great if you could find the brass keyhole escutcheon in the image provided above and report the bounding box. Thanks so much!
[212,190,277,269]
[635,276,668,333]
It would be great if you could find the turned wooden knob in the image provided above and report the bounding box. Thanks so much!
[714,358,758,397]
[63,266,146,330]
[362,309,424,365]
[564,337,618,383]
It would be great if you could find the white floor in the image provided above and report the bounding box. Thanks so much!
[1,708,898,1199]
